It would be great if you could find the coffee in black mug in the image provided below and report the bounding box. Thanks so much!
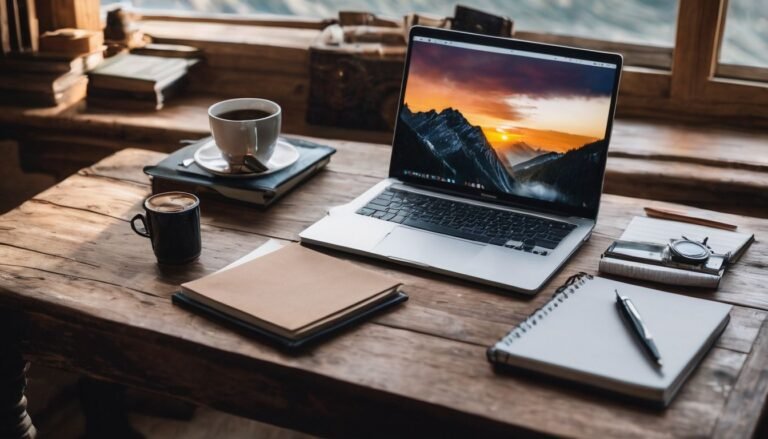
[131,192,201,264]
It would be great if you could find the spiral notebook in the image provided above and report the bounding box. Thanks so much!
[487,273,731,407]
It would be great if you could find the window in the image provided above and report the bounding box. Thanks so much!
[108,0,679,69]
[109,0,678,46]
[116,0,768,127]
[720,0,768,68]
[718,0,768,81]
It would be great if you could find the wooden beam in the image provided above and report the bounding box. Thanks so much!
[136,10,332,30]
[703,76,768,104]
[34,0,100,32]
[0,0,10,54]
[620,67,671,98]
[718,63,768,82]
[670,0,727,100]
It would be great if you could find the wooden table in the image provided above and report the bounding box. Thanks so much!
[1,140,767,438]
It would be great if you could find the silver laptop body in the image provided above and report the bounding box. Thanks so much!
[300,27,623,294]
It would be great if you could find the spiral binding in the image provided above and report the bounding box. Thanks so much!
[487,272,593,363]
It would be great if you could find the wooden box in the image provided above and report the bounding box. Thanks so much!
[35,0,100,32]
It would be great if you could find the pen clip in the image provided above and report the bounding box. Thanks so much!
[625,300,651,336]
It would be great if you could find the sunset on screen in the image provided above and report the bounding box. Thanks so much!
[403,41,615,162]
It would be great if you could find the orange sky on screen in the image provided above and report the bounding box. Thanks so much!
[404,71,607,153]
[483,127,599,154]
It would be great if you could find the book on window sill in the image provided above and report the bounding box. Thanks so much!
[0,49,104,74]
[85,74,189,111]
[173,241,408,348]
[39,28,104,55]
[0,75,88,107]
[0,69,84,94]
[88,53,198,93]
[143,136,336,207]
[85,53,199,110]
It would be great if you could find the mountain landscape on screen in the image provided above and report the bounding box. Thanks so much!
[393,39,617,211]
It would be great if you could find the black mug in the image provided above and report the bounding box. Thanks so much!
[131,192,202,264]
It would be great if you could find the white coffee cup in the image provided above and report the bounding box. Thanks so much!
[208,98,282,171]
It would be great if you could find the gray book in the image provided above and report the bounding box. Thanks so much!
[88,54,198,93]
[487,273,731,407]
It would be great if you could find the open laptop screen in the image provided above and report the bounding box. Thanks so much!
[390,28,622,220]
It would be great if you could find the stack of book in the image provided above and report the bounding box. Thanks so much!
[1,1,104,107]
[86,53,199,110]
[0,46,104,106]
[38,27,103,54]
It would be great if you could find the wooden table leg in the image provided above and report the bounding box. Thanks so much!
[0,309,35,439]
[0,351,36,439]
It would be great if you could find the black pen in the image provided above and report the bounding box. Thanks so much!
[615,290,663,368]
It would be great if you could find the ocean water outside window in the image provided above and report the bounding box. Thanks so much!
[719,0,768,68]
[103,0,678,47]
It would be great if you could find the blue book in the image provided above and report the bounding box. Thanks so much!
[143,136,336,207]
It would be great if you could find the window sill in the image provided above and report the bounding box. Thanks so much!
[1,93,766,217]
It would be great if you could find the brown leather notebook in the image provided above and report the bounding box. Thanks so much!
[180,244,403,341]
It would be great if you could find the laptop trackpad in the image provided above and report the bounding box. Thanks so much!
[373,226,484,269]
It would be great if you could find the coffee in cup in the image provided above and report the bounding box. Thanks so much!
[145,192,198,213]
[217,109,273,121]
[208,98,282,172]
[131,192,202,264]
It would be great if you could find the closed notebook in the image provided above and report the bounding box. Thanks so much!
[177,243,405,345]
[487,273,731,407]
[143,137,336,207]
[88,54,197,92]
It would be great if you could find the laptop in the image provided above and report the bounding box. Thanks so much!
[300,26,623,294]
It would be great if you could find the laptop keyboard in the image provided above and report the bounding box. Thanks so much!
[356,188,577,255]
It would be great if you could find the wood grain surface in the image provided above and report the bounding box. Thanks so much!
[0,145,767,438]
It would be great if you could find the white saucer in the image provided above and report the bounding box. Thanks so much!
[193,138,300,178]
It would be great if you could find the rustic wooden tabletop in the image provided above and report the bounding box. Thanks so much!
[1,139,767,438]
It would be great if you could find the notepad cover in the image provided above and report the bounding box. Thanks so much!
[487,273,731,406]
[180,243,403,339]
[173,290,408,349]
